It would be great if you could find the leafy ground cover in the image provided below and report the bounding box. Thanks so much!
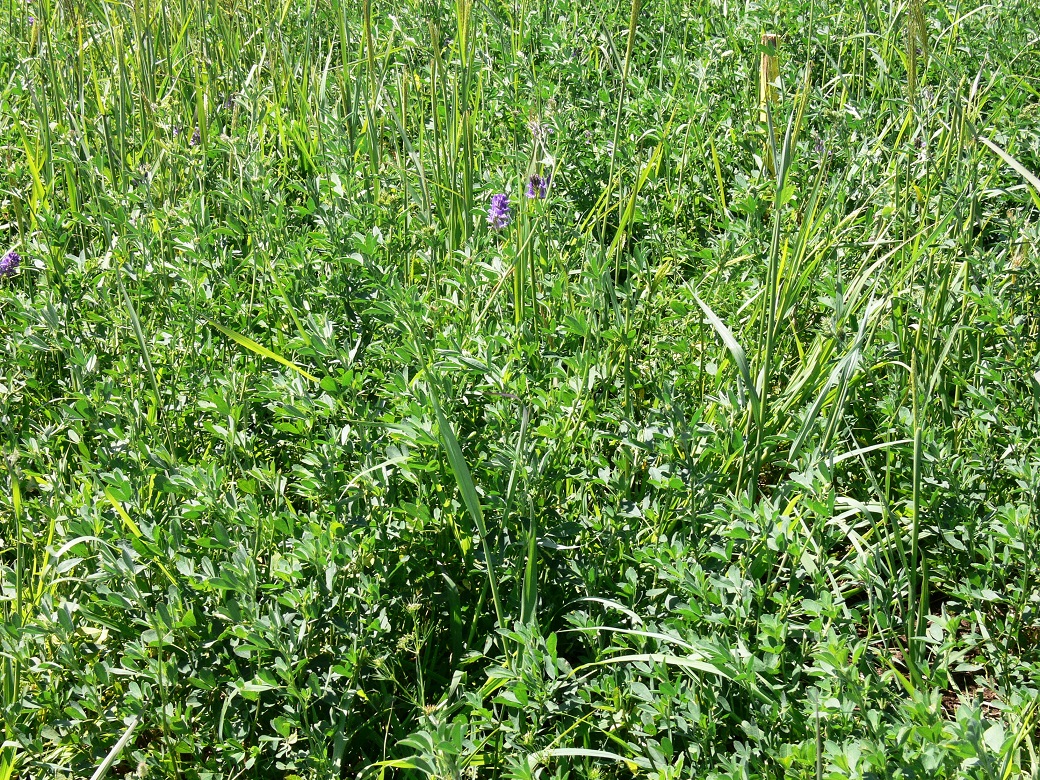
[2,0,1040,777]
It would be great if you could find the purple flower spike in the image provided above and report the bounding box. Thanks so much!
[0,250,21,277]
[488,193,511,230]
[189,127,201,147]
[525,173,548,199]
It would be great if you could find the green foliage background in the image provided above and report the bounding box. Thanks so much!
[2,0,1040,776]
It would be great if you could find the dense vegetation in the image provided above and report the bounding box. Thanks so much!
[3,0,1040,776]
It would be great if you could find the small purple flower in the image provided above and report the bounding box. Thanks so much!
[0,250,21,277]
[27,14,34,24]
[525,173,548,199]
[487,193,511,230]
[190,127,201,147]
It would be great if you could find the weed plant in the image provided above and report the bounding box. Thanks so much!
[2,0,1040,777]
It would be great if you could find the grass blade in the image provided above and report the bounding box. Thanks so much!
[694,293,760,413]
[977,135,1040,195]
[534,748,650,772]
[428,381,505,631]
[207,319,319,383]
[89,718,139,780]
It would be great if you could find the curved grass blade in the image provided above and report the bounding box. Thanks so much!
[575,652,733,681]
[428,382,505,631]
[977,135,1040,201]
[574,644,776,706]
[568,597,644,626]
[566,625,702,653]
[103,490,177,585]
[789,298,883,460]
[694,293,760,413]
[104,488,143,539]
[831,438,913,465]
[207,319,319,383]
[533,748,651,772]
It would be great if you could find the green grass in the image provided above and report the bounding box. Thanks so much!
[2,0,1040,777]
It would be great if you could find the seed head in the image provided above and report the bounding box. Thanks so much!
[487,193,511,230]
[527,116,552,145]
